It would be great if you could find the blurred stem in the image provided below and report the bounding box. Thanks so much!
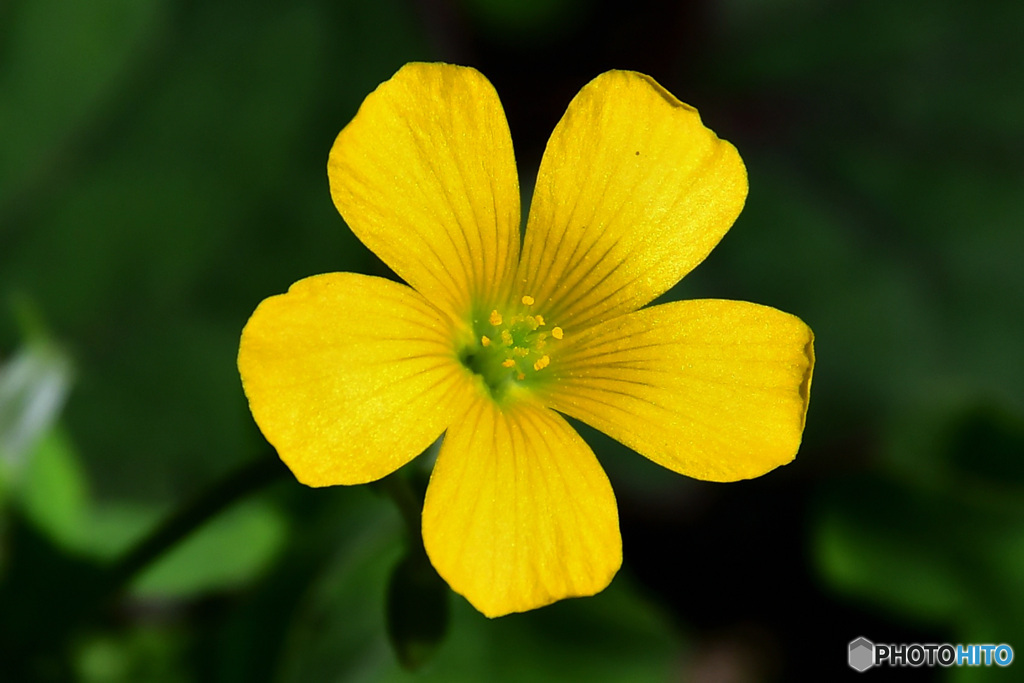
[376,469,425,552]
[11,454,290,667]
[101,454,287,596]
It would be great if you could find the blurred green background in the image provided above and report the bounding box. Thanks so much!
[2,0,1022,680]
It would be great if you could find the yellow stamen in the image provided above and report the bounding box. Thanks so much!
[464,302,565,393]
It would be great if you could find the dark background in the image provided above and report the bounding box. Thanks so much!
[2,0,1022,680]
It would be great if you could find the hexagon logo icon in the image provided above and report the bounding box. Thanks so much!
[849,637,875,672]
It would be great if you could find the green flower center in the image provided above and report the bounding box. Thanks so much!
[458,295,564,402]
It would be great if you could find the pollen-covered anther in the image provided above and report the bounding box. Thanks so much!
[466,301,566,393]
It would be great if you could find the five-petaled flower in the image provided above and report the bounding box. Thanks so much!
[238,63,814,617]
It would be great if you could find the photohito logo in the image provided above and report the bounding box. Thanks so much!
[848,637,1014,671]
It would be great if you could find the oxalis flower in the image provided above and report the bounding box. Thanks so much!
[238,63,814,618]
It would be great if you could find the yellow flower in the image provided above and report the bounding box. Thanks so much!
[238,63,814,617]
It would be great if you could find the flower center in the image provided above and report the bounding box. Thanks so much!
[458,295,564,402]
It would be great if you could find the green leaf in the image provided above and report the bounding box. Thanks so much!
[281,531,680,683]
[130,498,287,599]
[815,466,1024,646]
[74,625,190,683]
[815,476,967,623]
[20,427,90,551]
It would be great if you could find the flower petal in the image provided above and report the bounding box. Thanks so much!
[544,300,814,482]
[238,273,470,486]
[518,71,747,330]
[422,398,621,617]
[328,63,521,319]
